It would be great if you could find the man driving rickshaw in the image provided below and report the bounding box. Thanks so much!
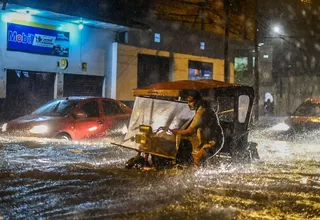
[112,79,259,169]
[170,89,223,167]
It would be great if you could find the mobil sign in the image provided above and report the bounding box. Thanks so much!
[7,23,70,57]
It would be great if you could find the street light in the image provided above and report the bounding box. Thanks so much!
[272,25,282,35]
[268,23,288,116]
[78,23,84,30]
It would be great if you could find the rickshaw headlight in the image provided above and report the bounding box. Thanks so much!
[139,125,152,134]
[135,134,147,144]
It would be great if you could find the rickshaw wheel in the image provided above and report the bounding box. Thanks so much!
[176,139,193,165]
[231,142,259,164]
[232,150,251,164]
[125,156,145,169]
[151,155,174,169]
[248,142,259,160]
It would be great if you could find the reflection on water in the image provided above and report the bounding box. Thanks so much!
[0,133,319,219]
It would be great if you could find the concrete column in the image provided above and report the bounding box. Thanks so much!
[104,42,118,99]
[0,40,6,98]
[102,76,106,98]
[0,68,6,99]
[168,51,174,82]
[110,42,118,99]
[54,73,64,99]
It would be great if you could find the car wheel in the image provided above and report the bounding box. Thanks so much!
[285,127,295,136]
[56,133,72,141]
[248,142,260,160]
[231,142,259,164]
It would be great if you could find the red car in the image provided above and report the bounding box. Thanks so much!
[1,97,132,140]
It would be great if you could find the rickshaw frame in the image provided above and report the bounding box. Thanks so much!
[117,79,259,169]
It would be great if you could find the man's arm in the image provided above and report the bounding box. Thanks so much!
[170,107,205,136]
[171,125,194,136]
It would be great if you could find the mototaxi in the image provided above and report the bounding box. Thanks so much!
[114,79,259,169]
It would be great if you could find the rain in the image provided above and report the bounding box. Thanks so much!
[0,0,319,219]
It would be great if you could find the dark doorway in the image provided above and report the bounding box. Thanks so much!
[1,70,55,120]
[137,54,170,88]
[63,74,104,97]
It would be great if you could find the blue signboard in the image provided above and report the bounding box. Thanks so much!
[7,23,70,57]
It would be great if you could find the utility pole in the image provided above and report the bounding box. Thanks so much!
[224,0,230,83]
[253,0,260,121]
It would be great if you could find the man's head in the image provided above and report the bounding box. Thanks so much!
[186,90,202,110]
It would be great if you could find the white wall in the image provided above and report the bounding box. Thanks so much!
[0,11,115,98]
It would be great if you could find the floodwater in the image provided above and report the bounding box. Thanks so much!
[0,129,319,220]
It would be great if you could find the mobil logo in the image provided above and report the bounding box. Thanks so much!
[8,30,34,44]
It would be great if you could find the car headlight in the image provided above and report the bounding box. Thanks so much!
[270,122,290,131]
[30,125,49,134]
[1,123,7,132]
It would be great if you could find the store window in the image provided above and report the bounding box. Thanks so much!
[188,60,213,80]
[200,42,205,50]
[154,33,161,43]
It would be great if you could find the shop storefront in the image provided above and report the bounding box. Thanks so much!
[63,74,104,97]
[2,69,55,120]
[0,4,124,120]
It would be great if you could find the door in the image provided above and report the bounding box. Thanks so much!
[63,74,104,97]
[101,100,131,136]
[216,95,235,154]
[4,69,55,120]
[74,100,104,139]
[137,54,170,88]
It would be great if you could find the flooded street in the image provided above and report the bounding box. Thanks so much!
[0,0,319,218]
[0,129,320,220]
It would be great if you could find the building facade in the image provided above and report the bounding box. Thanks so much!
[0,3,124,120]
[113,18,240,101]
[0,1,254,121]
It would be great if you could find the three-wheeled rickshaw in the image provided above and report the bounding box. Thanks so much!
[113,79,259,169]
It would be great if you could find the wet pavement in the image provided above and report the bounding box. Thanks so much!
[0,125,320,219]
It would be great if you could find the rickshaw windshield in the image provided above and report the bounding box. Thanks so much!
[124,97,194,142]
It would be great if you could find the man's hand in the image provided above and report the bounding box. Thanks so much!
[170,126,194,136]
[169,129,178,135]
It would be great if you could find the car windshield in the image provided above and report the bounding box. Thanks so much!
[32,100,80,117]
[293,102,320,117]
